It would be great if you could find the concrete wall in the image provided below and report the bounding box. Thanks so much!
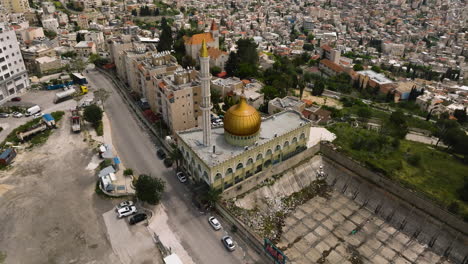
[320,143,468,236]
[222,143,321,199]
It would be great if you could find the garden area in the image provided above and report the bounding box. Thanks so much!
[329,123,468,220]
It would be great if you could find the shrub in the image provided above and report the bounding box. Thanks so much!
[95,121,103,136]
[447,201,460,214]
[84,104,103,126]
[407,153,421,167]
[124,168,134,176]
[135,174,165,205]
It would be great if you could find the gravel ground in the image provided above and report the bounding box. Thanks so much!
[0,111,119,264]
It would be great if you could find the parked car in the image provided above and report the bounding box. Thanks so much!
[163,158,173,168]
[221,236,236,251]
[33,113,43,118]
[129,213,147,225]
[176,171,187,183]
[156,148,166,160]
[12,112,23,118]
[10,97,21,102]
[0,113,9,118]
[117,206,137,218]
[208,216,221,230]
[116,200,134,210]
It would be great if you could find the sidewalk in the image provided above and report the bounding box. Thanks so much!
[147,205,196,264]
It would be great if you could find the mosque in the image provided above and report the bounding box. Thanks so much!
[175,41,312,191]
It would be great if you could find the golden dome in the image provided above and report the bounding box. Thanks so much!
[224,97,261,136]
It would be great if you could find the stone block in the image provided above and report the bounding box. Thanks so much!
[315,241,330,253]
[417,250,440,263]
[330,200,343,209]
[380,247,396,260]
[340,208,353,217]
[303,217,318,229]
[394,232,410,244]
[284,216,298,228]
[293,223,310,237]
[402,248,419,262]
[294,239,310,254]
[293,209,306,220]
[314,225,330,237]
[393,256,411,264]
[358,209,372,219]
[327,250,343,263]
[387,239,405,252]
[382,225,397,235]
[372,254,390,264]
[365,238,382,250]
[305,248,322,263]
[358,244,374,258]
[329,212,346,223]
[312,212,327,221]
[376,230,390,242]
[408,242,425,255]
[321,207,334,216]
[304,232,319,245]
[323,219,336,230]
[350,214,364,225]
[323,234,339,247]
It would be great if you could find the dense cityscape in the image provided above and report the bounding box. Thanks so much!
[0,0,467,263]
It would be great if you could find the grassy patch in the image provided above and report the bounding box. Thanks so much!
[330,123,468,218]
[0,251,6,264]
[95,121,103,136]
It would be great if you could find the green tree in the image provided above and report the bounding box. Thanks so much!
[157,17,173,51]
[353,64,364,71]
[83,104,103,126]
[312,79,325,96]
[225,51,238,76]
[453,109,467,123]
[44,30,57,39]
[181,55,196,68]
[202,187,222,208]
[385,110,408,139]
[169,144,183,170]
[357,107,372,119]
[371,65,382,73]
[76,32,85,43]
[210,66,222,76]
[261,85,279,101]
[135,174,165,205]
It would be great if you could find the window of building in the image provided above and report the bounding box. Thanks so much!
[236,163,243,170]
[284,141,289,148]
[247,158,253,165]
[215,173,222,181]
[275,145,281,151]
[266,149,272,156]
[256,153,262,160]
[300,133,306,139]
[226,168,233,174]
[292,137,298,144]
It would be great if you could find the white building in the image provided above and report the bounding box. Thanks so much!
[42,18,60,33]
[0,23,29,103]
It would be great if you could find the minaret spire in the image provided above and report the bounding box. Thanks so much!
[199,39,212,147]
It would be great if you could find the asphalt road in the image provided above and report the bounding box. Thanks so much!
[85,70,262,264]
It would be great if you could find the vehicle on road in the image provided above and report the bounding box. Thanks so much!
[26,105,41,116]
[12,112,23,118]
[54,88,76,104]
[0,113,9,118]
[117,206,137,218]
[176,171,187,183]
[71,109,81,132]
[163,158,173,168]
[33,113,43,118]
[208,216,221,230]
[156,148,166,160]
[129,213,147,225]
[116,200,134,210]
[221,236,236,251]
[10,97,21,102]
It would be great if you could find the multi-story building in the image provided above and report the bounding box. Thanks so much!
[320,44,341,64]
[21,44,56,72]
[0,23,29,103]
[184,20,220,59]
[268,96,306,115]
[42,18,59,33]
[74,41,96,57]
[157,69,202,132]
[0,0,29,13]
[319,59,344,76]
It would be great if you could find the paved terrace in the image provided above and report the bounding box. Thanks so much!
[178,110,310,167]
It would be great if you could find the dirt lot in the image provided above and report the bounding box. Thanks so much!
[0,112,119,264]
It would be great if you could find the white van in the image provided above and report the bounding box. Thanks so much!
[26,105,41,116]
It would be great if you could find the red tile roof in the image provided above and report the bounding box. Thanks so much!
[320,59,344,73]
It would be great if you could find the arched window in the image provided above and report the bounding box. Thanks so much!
[236,163,243,170]
[284,141,289,148]
[215,173,222,181]
[203,171,209,181]
[266,149,272,156]
[300,133,306,139]
[226,168,233,174]
[292,137,298,144]
[275,145,281,151]
[247,158,253,165]
[256,153,263,161]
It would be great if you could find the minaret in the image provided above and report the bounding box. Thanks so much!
[199,40,212,147]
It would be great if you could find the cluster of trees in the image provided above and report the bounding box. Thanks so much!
[89,54,109,66]
[434,119,468,160]
[135,174,165,205]
[157,17,173,52]
[225,38,259,79]
[131,6,160,16]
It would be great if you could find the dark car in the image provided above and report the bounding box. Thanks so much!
[0,113,9,118]
[10,97,21,102]
[129,213,147,225]
[156,149,166,160]
[163,158,173,168]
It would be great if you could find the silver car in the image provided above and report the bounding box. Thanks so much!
[208,216,221,230]
[221,236,235,251]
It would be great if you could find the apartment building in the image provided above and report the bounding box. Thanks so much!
[0,23,29,103]
[0,0,29,13]
[157,69,202,132]
[21,44,56,72]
